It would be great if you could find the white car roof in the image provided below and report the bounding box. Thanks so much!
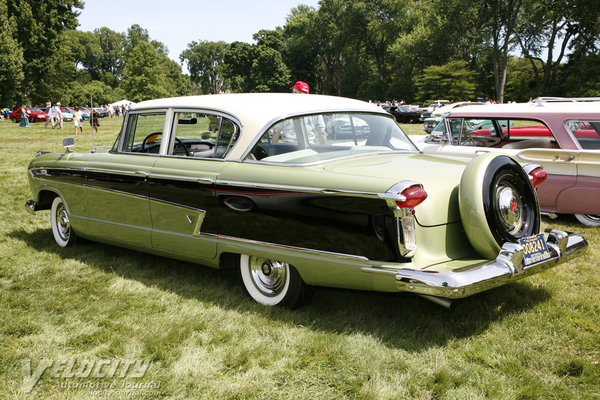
[447,101,600,118]
[132,94,387,159]
[133,93,384,125]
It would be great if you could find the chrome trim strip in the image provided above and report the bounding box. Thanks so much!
[148,173,215,184]
[212,234,370,261]
[362,229,587,299]
[215,179,381,198]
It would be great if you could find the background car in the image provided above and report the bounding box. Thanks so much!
[422,101,485,133]
[9,107,47,123]
[383,104,422,123]
[59,107,74,121]
[414,99,600,226]
[25,93,587,308]
[93,107,109,118]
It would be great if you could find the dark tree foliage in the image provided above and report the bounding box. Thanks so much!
[4,0,83,103]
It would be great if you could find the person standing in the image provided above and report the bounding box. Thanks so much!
[89,109,100,134]
[19,105,30,128]
[44,101,53,128]
[53,102,64,129]
[73,106,83,134]
[271,81,326,145]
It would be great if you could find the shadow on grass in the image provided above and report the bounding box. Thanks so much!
[10,228,552,352]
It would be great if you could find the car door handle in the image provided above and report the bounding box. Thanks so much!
[554,154,575,161]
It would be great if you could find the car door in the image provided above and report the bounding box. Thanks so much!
[84,111,167,247]
[147,111,240,260]
[549,119,600,214]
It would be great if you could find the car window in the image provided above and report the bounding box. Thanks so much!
[566,120,600,150]
[448,118,554,147]
[170,112,239,158]
[121,113,166,153]
[248,112,417,163]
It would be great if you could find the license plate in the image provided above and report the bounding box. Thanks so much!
[519,234,552,266]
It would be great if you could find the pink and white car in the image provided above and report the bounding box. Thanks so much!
[412,99,600,226]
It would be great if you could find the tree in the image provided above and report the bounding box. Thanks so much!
[251,47,291,92]
[94,27,126,85]
[122,42,174,102]
[180,41,228,94]
[415,60,477,102]
[514,0,600,95]
[0,0,24,106]
[480,0,524,103]
[4,0,83,103]
[283,5,322,92]
[223,41,256,92]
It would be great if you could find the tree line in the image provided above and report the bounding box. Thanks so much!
[1,0,598,108]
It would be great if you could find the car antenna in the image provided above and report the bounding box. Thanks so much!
[90,95,96,152]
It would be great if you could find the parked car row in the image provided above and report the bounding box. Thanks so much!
[5,105,111,123]
[25,93,588,309]
[411,98,600,226]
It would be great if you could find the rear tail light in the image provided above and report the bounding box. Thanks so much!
[396,185,428,208]
[528,167,547,187]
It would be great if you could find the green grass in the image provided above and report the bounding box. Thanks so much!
[0,119,599,399]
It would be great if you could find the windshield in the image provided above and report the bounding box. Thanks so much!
[247,112,418,164]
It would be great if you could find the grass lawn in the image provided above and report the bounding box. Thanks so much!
[0,118,598,399]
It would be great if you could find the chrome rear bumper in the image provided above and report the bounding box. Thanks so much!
[363,229,587,299]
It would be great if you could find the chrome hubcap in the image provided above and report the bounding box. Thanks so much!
[56,203,71,241]
[248,257,287,297]
[496,183,523,235]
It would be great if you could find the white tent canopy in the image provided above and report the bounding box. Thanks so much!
[109,99,136,108]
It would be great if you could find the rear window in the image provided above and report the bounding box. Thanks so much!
[247,112,417,163]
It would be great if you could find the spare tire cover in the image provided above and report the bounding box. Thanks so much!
[459,153,540,259]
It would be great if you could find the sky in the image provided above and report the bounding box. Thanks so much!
[77,0,320,64]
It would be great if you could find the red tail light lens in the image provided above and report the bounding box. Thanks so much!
[396,185,428,208]
[528,167,547,187]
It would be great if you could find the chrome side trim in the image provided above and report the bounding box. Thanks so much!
[148,173,214,184]
[213,234,370,262]
[215,179,381,199]
[362,229,587,299]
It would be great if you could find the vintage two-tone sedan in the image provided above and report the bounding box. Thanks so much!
[25,94,587,308]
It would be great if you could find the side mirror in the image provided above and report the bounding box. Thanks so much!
[63,137,75,153]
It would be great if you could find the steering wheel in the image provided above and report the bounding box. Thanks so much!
[141,133,190,156]
[141,132,162,152]
[173,137,190,156]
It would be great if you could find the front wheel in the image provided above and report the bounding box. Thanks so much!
[50,196,77,247]
[574,214,600,227]
[239,255,311,308]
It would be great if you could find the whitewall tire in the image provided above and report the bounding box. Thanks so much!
[574,214,600,227]
[50,196,77,247]
[239,255,310,308]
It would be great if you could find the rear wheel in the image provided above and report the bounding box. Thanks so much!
[50,196,77,247]
[239,255,311,308]
[574,214,600,227]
